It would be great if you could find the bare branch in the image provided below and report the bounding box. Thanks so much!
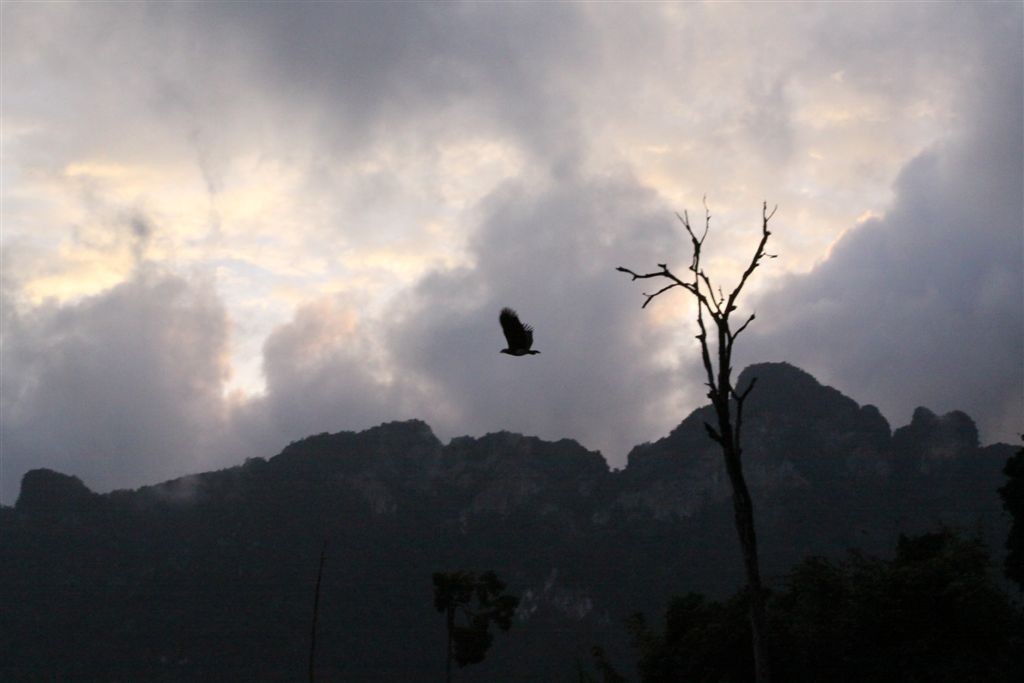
[734,375,758,403]
[615,265,687,287]
[675,211,690,234]
[683,205,726,317]
[640,283,681,308]
[687,212,719,393]
[725,201,775,315]
[731,313,756,342]
[615,266,663,281]
[733,376,758,456]
[696,301,717,395]
[700,206,710,242]
[677,209,709,273]
[694,270,721,317]
[703,422,723,445]
[618,261,719,312]
[616,264,695,309]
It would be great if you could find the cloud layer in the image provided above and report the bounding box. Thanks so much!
[2,3,1020,502]
[741,10,1023,443]
[2,269,231,496]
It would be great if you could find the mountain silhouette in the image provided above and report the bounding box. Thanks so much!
[1,363,1015,681]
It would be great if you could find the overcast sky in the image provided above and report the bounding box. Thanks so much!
[2,2,1021,503]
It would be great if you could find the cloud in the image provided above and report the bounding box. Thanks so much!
[740,7,1023,444]
[227,297,415,455]
[0,268,232,503]
[212,167,696,468]
[2,2,1020,501]
[2,2,594,164]
[382,169,695,463]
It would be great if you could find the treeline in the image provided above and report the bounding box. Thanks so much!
[623,528,1023,683]
[575,438,1024,682]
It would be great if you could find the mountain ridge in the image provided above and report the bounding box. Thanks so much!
[2,362,1016,682]
[13,362,1011,514]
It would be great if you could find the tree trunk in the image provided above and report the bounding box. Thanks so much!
[714,326,770,682]
[722,446,771,683]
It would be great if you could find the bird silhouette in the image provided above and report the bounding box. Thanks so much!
[499,308,540,356]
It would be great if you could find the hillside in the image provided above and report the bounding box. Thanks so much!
[1,362,1015,681]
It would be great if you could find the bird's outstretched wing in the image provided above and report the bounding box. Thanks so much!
[499,307,534,351]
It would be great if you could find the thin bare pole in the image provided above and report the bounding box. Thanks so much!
[446,603,454,683]
[309,540,327,683]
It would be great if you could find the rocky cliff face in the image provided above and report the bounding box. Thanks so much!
[439,431,607,517]
[615,362,894,519]
[894,406,980,467]
[4,363,1016,683]
[15,363,1001,528]
[13,468,98,518]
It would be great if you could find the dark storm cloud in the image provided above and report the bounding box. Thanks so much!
[0,270,231,503]
[226,298,417,457]
[3,2,593,197]
[740,9,1023,444]
[382,170,692,462]
[209,1,592,159]
[224,169,693,466]
[136,2,592,160]
[0,2,630,498]
[4,1,1021,504]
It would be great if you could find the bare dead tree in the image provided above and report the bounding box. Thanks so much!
[617,201,777,683]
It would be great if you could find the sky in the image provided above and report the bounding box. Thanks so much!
[2,1,1021,504]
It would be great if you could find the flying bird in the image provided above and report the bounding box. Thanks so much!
[499,308,540,356]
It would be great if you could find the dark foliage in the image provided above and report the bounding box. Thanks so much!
[999,436,1024,589]
[573,646,630,683]
[433,570,518,676]
[630,529,1024,683]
